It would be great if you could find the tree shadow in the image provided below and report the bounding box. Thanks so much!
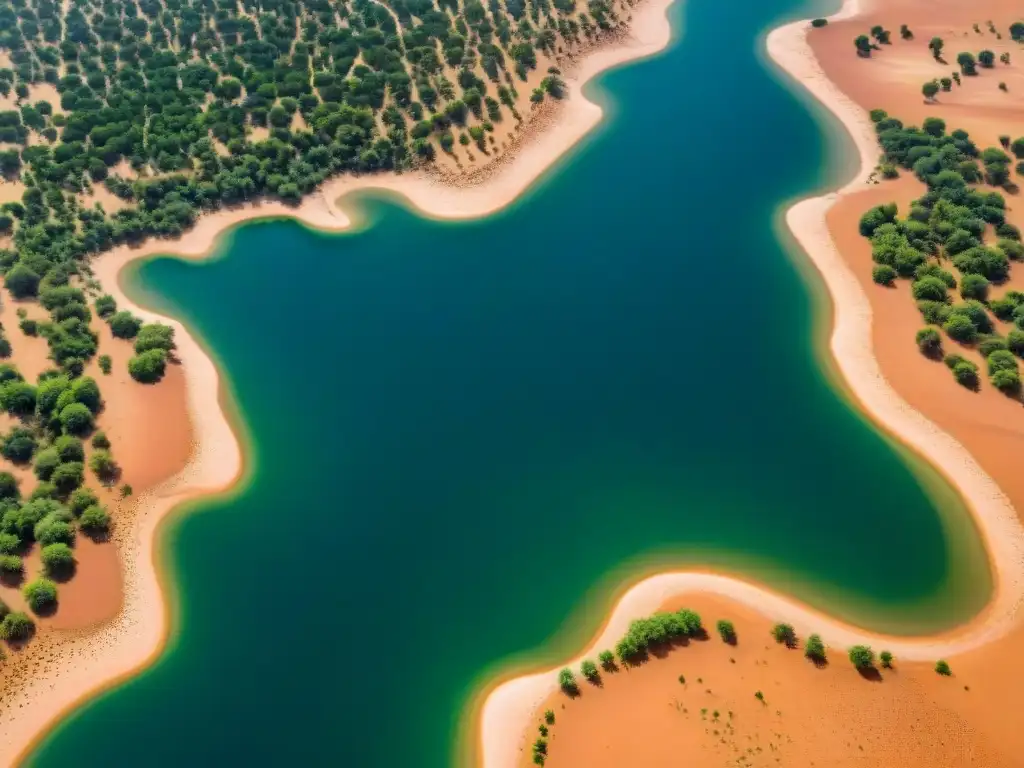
[807,655,829,669]
[0,569,23,588]
[46,561,77,583]
[82,527,111,544]
[31,600,58,619]
[856,666,883,682]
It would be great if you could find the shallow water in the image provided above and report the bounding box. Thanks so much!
[28,0,992,765]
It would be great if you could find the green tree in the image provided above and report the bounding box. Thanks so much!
[1,428,36,464]
[50,462,84,495]
[598,649,615,670]
[915,327,942,357]
[580,659,599,682]
[0,611,34,642]
[5,264,40,299]
[922,81,939,101]
[928,37,944,58]
[128,349,168,383]
[804,633,826,662]
[79,505,111,536]
[716,619,737,644]
[22,577,58,614]
[943,314,978,343]
[879,650,893,668]
[854,35,872,56]
[978,49,995,68]
[41,542,75,578]
[960,273,989,300]
[133,324,176,354]
[848,644,875,669]
[33,447,61,481]
[109,311,142,339]
[557,667,577,693]
[59,403,94,435]
[872,264,897,285]
[935,659,951,675]
[771,623,796,647]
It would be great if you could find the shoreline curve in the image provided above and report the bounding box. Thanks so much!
[0,0,686,763]
[473,2,1024,768]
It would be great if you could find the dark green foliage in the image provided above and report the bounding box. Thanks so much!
[5,264,40,299]
[22,577,57,614]
[811,18,828,28]
[848,645,875,669]
[978,335,1008,358]
[716,619,736,644]
[990,368,1020,393]
[915,327,942,356]
[0,611,34,642]
[960,273,990,300]
[557,667,577,693]
[944,314,978,343]
[0,473,18,501]
[859,203,897,236]
[68,488,98,517]
[804,633,826,662]
[33,447,60,481]
[945,354,980,388]
[1008,328,1024,356]
[98,355,112,375]
[89,450,119,484]
[580,659,599,682]
[598,649,615,670]
[1,428,35,464]
[911,276,948,301]
[50,462,84,495]
[128,349,168,383]
[133,324,176,355]
[872,264,897,285]
[935,659,952,675]
[771,623,796,647]
[79,505,110,535]
[94,295,116,318]
[40,542,74,578]
[614,608,703,663]
[59,402,94,435]
[879,650,893,668]
[109,312,142,340]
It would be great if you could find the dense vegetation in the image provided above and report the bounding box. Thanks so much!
[860,110,1024,395]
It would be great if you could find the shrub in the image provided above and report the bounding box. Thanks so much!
[91,431,110,449]
[935,659,951,675]
[1008,329,1024,356]
[544,709,555,725]
[68,487,99,516]
[952,360,980,388]
[978,335,1009,357]
[71,377,102,412]
[5,264,40,299]
[33,447,61,481]
[54,435,85,463]
[128,349,168,383]
[810,18,828,27]
[79,505,110,535]
[50,462,84,495]
[879,650,893,668]
[59,403,94,435]
[109,311,142,339]
[915,328,942,356]
[37,519,75,546]
[558,667,577,693]
[871,264,897,285]
[94,294,117,318]
[804,633,826,662]
[1,428,36,464]
[716,619,737,644]
[960,273,989,301]
[0,472,17,501]
[133,323,176,354]
[580,659,599,682]
[988,349,1018,375]
[22,577,57,614]
[0,533,19,554]
[943,314,978,343]
[98,355,112,375]
[771,623,796,647]
[598,649,615,670]
[0,554,22,576]
[991,368,1021,393]
[911,276,948,301]
[41,542,74,577]
[848,644,875,669]
[0,611,34,642]
[89,450,119,483]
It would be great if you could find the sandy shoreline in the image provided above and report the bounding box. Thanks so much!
[0,0,687,762]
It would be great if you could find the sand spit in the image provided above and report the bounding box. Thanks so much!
[0,0,684,762]
[477,2,1024,767]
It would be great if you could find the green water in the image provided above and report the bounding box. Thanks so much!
[29,0,992,765]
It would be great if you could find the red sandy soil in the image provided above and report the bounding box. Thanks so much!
[519,594,1010,768]
[0,290,192,632]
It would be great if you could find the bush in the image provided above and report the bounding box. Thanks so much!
[0,554,22,576]
[804,633,826,661]
[50,462,84,495]
[557,667,577,693]
[36,518,75,546]
[978,335,1009,357]
[810,18,828,27]
[59,403,94,435]
[41,542,74,577]
[79,505,110,535]
[0,472,17,501]
[91,431,110,449]
[952,360,980,388]
[68,487,98,516]
[943,314,978,343]
[771,623,796,647]
[911,276,948,301]
[991,368,1021,393]
[128,349,168,383]
[871,264,897,285]
[988,349,1018,375]
[109,311,142,339]
[598,649,615,670]
[1008,329,1024,356]
[580,659,599,682]
[879,650,893,668]
[89,450,119,483]
[5,264,41,299]
[544,709,555,725]
[960,273,990,300]
[54,435,85,463]
[71,377,102,412]
[1,428,36,464]
[33,447,60,481]
[848,644,875,669]
[98,355,112,375]
[0,611,34,642]
[22,577,58,614]
[915,328,942,356]
[0,533,19,554]
[133,323,176,354]
[94,294,117,318]
[935,659,951,675]
[716,619,736,643]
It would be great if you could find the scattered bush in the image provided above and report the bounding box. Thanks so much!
[128,349,168,383]
[40,543,75,577]
[879,650,893,668]
[804,633,826,662]
[771,623,796,647]
[915,327,942,357]
[716,619,737,644]
[848,644,875,669]
[0,611,34,642]
[935,659,952,675]
[580,659,599,682]
[22,577,57,614]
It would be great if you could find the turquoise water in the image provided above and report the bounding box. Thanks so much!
[28,0,991,765]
